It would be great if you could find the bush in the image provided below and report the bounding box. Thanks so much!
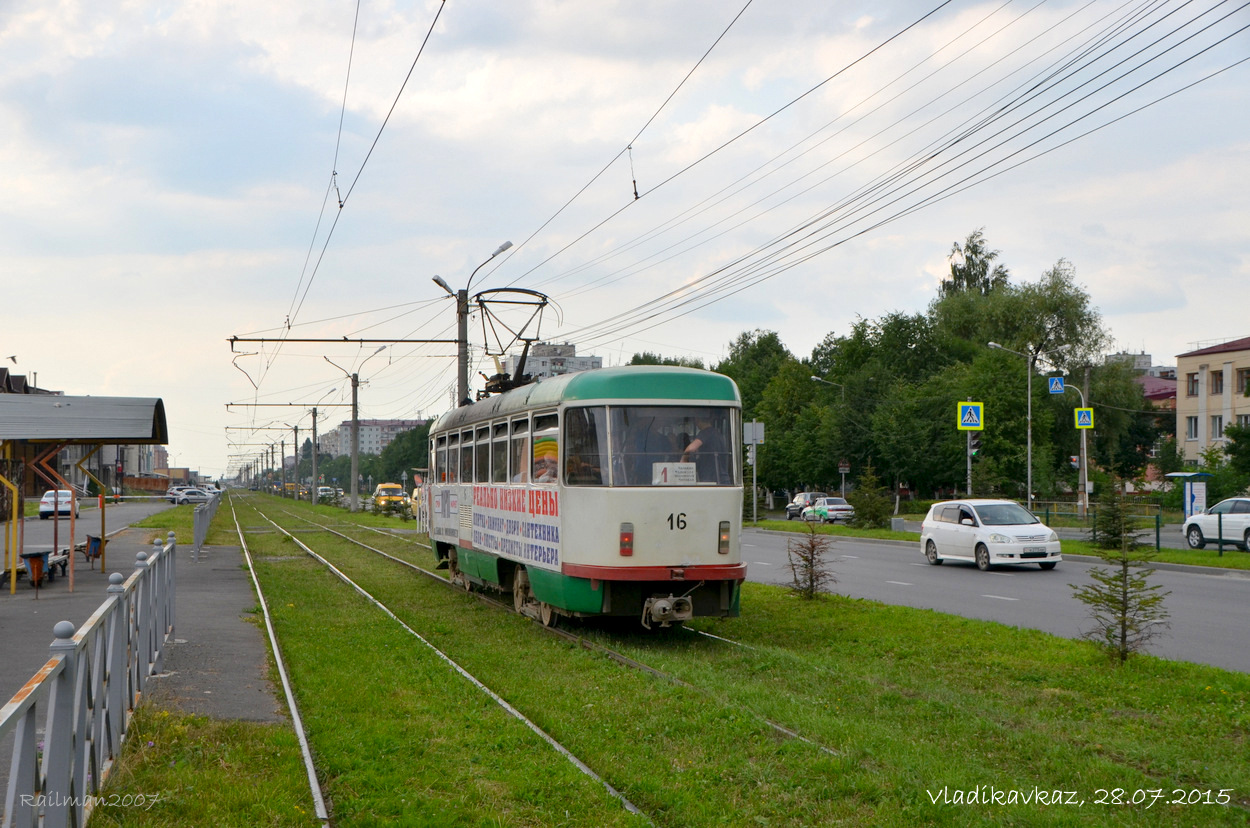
[847,464,892,529]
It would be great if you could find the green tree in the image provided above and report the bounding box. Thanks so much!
[1223,424,1250,483]
[378,423,431,484]
[940,228,1010,297]
[714,330,794,421]
[628,352,705,369]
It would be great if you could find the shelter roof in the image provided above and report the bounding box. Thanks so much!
[0,395,167,444]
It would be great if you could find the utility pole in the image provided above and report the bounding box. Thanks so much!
[292,425,299,499]
[311,406,319,503]
[280,439,286,495]
[433,240,512,407]
[350,373,360,512]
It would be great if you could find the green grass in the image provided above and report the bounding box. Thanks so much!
[92,493,1250,826]
[1062,538,1250,570]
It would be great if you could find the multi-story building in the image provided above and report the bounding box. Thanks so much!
[320,419,428,458]
[504,342,602,380]
[1175,336,1250,464]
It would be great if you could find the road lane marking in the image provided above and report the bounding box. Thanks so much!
[886,581,913,586]
[751,561,772,566]
[981,594,1018,601]
[841,555,859,559]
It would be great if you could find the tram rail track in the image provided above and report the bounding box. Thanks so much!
[276,507,838,757]
[236,500,651,823]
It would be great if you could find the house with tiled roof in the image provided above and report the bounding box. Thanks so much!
[1175,336,1250,464]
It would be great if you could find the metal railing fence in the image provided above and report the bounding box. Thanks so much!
[1,533,176,828]
[192,493,222,559]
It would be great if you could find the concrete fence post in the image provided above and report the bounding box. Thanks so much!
[105,572,128,751]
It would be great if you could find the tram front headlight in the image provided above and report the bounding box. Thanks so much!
[718,521,731,555]
[620,523,634,557]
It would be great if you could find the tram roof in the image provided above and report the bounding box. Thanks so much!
[431,366,739,432]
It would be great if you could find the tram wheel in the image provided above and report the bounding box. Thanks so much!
[449,550,472,592]
[513,567,531,615]
[538,601,560,629]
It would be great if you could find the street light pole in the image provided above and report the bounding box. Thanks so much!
[326,349,385,513]
[989,341,1069,511]
[434,240,513,407]
[1064,382,1090,518]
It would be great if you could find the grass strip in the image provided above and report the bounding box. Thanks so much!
[94,494,1249,826]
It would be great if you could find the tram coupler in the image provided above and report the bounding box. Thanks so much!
[642,594,694,629]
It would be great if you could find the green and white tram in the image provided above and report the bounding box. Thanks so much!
[427,365,745,628]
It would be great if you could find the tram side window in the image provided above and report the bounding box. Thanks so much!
[563,407,606,486]
[491,423,508,483]
[435,435,447,483]
[475,426,490,483]
[510,419,529,483]
[532,413,559,484]
[460,430,474,483]
[447,433,459,484]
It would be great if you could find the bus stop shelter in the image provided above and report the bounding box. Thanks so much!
[0,395,167,593]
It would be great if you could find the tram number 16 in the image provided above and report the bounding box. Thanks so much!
[667,513,687,530]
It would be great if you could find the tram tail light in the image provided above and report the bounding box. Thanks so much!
[718,521,731,555]
[619,523,634,556]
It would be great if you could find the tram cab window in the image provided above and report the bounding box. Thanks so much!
[435,435,447,483]
[563,407,606,486]
[610,406,737,486]
[475,426,490,483]
[446,433,459,484]
[491,423,508,484]
[510,419,529,483]
[460,430,474,483]
[532,413,559,485]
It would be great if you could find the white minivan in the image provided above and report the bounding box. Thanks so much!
[920,499,1061,571]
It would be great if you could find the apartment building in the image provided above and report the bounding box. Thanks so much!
[1176,336,1250,464]
[320,419,428,458]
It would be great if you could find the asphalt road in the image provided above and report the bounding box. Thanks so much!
[742,527,1250,674]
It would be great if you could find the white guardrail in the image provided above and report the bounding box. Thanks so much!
[1,533,176,828]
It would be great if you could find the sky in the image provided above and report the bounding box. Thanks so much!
[2,0,1247,479]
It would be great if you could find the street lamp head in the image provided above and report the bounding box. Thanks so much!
[492,241,513,257]
[987,341,1002,349]
[431,275,454,296]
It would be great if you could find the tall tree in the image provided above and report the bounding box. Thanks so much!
[940,228,1010,297]
[713,330,794,421]
[628,352,705,369]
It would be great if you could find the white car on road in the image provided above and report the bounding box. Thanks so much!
[39,489,79,519]
[920,499,1061,571]
[1182,497,1250,550]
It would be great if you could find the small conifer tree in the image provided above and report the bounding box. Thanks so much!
[847,463,892,529]
[1071,483,1170,663]
[786,523,837,599]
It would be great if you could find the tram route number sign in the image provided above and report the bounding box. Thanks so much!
[653,463,697,485]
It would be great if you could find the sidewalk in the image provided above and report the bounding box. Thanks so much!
[1,528,281,722]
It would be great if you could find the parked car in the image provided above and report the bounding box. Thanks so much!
[317,486,337,503]
[1182,497,1250,550]
[39,489,79,519]
[920,499,1061,571]
[175,488,215,505]
[785,491,828,520]
[166,485,194,503]
[801,496,855,523]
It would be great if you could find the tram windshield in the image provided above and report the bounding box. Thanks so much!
[565,405,737,486]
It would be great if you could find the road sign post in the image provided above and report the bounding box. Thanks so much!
[743,421,765,523]
[958,401,983,495]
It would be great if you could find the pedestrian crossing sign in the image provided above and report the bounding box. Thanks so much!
[1075,408,1094,429]
[957,402,983,431]
[1048,376,1065,394]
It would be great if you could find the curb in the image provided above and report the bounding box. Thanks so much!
[743,526,1250,578]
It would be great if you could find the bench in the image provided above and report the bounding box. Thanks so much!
[1,563,24,588]
[16,547,69,587]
